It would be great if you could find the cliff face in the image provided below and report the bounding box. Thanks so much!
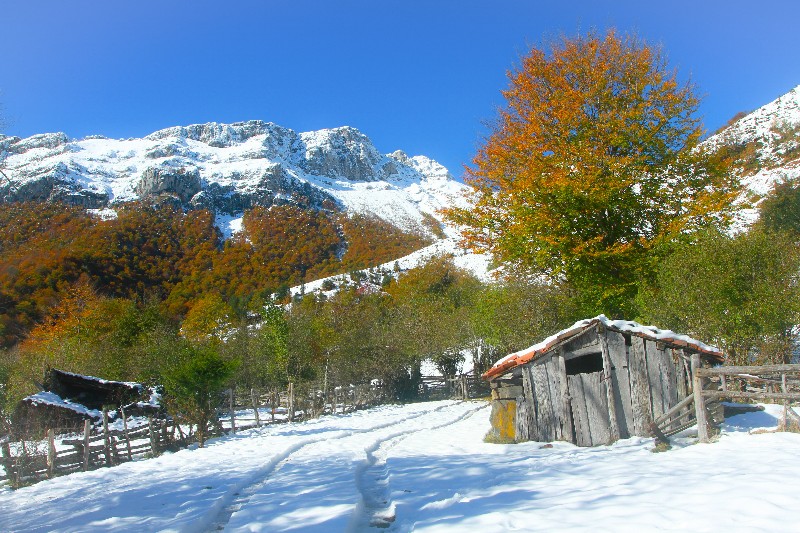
[0,121,465,235]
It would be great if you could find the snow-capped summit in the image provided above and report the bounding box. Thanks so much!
[0,121,467,237]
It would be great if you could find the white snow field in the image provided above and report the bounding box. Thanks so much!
[1,400,799,532]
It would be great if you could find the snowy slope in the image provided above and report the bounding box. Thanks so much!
[0,122,466,236]
[704,84,800,226]
[1,401,799,532]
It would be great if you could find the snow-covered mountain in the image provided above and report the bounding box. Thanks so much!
[0,121,465,237]
[704,84,800,202]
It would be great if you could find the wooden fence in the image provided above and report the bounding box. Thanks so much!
[1,413,173,489]
[651,361,800,444]
[217,381,392,433]
[1,373,475,488]
[419,371,488,402]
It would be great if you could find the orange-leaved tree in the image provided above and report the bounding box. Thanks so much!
[445,30,740,317]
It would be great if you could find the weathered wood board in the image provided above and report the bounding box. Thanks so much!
[555,352,575,443]
[645,340,666,419]
[629,336,653,435]
[607,331,632,438]
[561,327,600,354]
[660,345,678,409]
[568,374,592,446]
[545,357,565,441]
[582,372,611,445]
[674,349,688,402]
[515,394,532,442]
[531,364,555,442]
[521,365,540,442]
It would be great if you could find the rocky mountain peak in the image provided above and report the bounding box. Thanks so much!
[0,121,465,236]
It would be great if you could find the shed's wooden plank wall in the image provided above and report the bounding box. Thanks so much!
[501,326,706,447]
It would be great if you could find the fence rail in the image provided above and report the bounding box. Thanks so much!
[1,415,172,488]
[651,362,800,444]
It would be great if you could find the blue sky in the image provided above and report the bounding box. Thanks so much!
[1,1,798,177]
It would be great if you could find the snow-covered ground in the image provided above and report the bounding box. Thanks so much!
[1,401,799,532]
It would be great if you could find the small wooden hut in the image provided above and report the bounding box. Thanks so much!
[483,316,723,446]
[13,369,157,435]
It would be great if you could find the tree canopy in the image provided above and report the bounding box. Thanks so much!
[446,30,740,316]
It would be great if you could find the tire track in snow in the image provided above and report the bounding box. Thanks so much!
[204,402,458,532]
[347,402,488,531]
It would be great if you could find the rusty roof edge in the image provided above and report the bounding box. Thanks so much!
[483,318,602,380]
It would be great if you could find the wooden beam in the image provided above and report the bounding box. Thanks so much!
[702,390,800,401]
[47,429,56,478]
[645,340,666,419]
[652,393,696,427]
[696,364,800,375]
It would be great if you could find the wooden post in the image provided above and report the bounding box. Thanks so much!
[160,419,168,448]
[229,388,236,434]
[148,417,159,456]
[102,408,113,466]
[121,407,133,461]
[461,375,469,400]
[691,354,710,443]
[271,390,276,423]
[82,419,91,471]
[288,382,295,422]
[251,388,261,427]
[1,441,12,482]
[599,329,620,442]
[781,373,790,430]
[331,387,337,415]
[47,429,56,478]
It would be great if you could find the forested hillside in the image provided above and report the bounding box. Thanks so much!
[0,202,429,348]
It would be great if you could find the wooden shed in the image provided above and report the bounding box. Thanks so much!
[483,316,723,446]
[13,369,158,436]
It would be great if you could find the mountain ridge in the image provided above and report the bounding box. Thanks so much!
[0,120,465,238]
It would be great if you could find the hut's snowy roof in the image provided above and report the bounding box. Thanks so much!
[22,391,103,419]
[483,315,723,380]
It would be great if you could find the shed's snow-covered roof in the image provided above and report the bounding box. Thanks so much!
[22,391,103,419]
[483,315,723,380]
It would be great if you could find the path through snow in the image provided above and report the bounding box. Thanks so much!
[2,401,800,532]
